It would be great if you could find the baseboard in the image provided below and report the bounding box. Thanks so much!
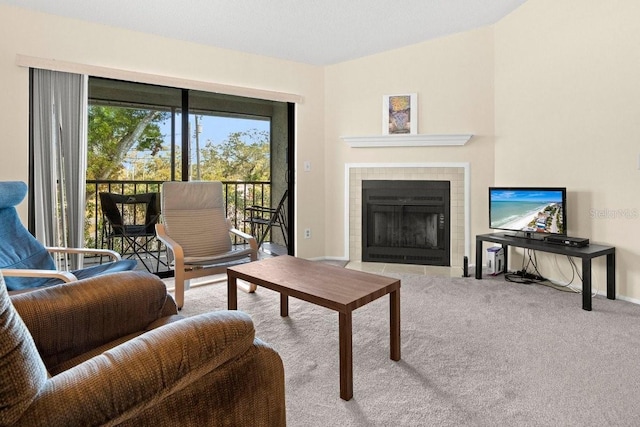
[309,256,350,262]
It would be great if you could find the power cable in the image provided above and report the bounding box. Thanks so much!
[503,249,591,294]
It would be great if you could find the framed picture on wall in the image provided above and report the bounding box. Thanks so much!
[382,93,417,135]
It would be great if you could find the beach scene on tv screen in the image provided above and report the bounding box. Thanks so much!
[490,190,565,234]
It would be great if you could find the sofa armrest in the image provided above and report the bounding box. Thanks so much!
[14,311,258,427]
[10,271,177,370]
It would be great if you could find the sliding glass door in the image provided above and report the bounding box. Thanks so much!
[30,75,294,257]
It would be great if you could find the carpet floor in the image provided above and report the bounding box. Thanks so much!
[175,269,640,426]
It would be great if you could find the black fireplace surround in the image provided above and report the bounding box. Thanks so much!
[362,180,450,266]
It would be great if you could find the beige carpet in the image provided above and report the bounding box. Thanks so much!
[174,268,640,427]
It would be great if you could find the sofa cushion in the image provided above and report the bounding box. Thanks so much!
[0,206,57,290]
[0,272,48,424]
[0,181,57,291]
[0,181,28,210]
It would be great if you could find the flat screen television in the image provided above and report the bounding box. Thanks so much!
[489,187,567,237]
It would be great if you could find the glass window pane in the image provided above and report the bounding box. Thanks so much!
[187,114,271,182]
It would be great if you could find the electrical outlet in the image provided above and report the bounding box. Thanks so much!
[304,228,311,239]
[303,161,311,172]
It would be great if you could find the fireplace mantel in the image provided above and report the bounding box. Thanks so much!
[341,134,472,148]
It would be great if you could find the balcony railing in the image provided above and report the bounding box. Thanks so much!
[85,180,273,273]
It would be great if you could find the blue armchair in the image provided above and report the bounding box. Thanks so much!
[0,181,137,291]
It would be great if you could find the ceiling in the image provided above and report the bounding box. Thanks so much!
[1,0,528,66]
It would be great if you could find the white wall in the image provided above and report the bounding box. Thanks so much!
[495,0,640,300]
[0,4,326,258]
[3,1,640,301]
[324,28,496,261]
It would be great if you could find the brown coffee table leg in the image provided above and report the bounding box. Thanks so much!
[280,293,288,317]
[390,289,401,361]
[339,311,353,400]
[227,274,238,310]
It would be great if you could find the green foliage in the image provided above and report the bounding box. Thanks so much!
[198,129,270,181]
[87,106,167,180]
[87,107,269,183]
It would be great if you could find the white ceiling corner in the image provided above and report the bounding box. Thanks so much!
[0,0,528,65]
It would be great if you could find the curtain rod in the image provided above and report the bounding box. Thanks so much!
[15,54,303,104]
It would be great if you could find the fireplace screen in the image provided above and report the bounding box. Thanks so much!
[371,207,443,248]
[362,180,450,265]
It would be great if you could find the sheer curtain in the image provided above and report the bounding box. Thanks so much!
[31,69,88,268]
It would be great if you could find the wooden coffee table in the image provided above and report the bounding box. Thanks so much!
[226,255,401,401]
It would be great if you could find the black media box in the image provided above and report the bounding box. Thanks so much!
[544,235,590,248]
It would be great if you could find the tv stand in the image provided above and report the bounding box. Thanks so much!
[502,232,545,241]
[475,233,616,311]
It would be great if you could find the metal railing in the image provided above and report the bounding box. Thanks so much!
[85,180,272,271]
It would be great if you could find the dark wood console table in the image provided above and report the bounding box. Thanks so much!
[475,233,616,311]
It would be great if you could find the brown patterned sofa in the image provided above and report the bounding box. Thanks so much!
[0,271,286,426]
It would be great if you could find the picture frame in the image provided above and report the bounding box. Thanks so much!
[382,93,417,135]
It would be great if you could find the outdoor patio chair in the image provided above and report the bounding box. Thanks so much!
[244,189,289,251]
[0,181,137,292]
[156,181,258,309]
[99,191,165,273]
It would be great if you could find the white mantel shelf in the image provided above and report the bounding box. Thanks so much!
[341,134,473,148]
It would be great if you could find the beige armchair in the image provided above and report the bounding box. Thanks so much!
[0,271,286,426]
[156,181,258,310]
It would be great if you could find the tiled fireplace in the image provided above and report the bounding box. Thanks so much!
[346,163,469,267]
